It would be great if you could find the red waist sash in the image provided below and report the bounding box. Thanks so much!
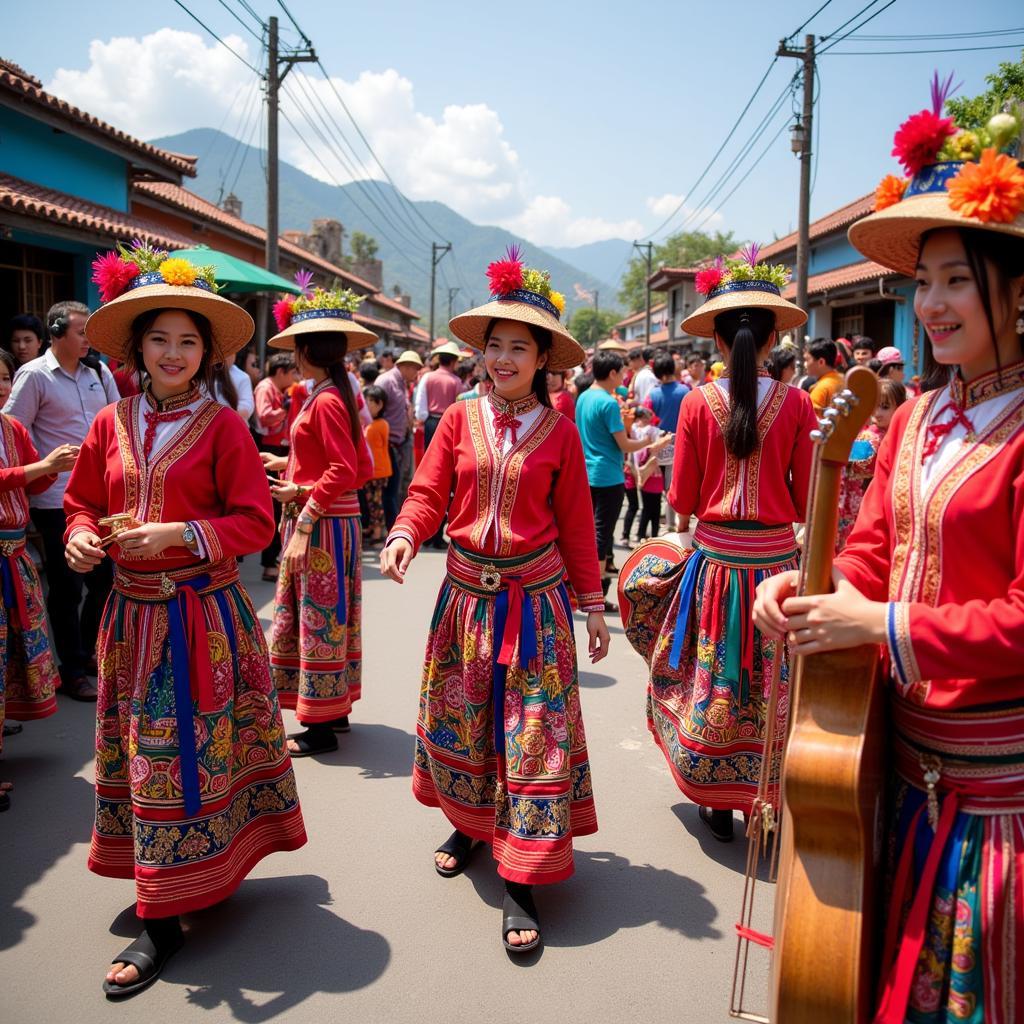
[0,528,30,629]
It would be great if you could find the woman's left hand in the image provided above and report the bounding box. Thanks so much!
[281,527,311,573]
[270,480,300,503]
[586,611,610,663]
[115,522,185,559]
[781,577,888,656]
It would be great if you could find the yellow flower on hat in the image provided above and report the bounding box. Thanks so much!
[548,290,566,315]
[159,258,198,286]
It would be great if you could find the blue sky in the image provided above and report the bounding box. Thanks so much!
[11,1,1023,252]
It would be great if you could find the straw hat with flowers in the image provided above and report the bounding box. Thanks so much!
[850,72,1024,275]
[87,242,254,363]
[448,245,585,371]
[269,273,379,351]
[681,244,808,338]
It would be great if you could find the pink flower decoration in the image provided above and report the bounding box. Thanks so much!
[294,269,314,297]
[486,244,524,296]
[91,252,139,303]
[695,266,724,296]
[273,296,296,332]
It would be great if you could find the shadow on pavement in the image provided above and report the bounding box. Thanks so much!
[578,671,617,689]
[159,874,389,1021]
[296,722,416,779]
[459,845,723,949]
[0,712,96,952]
[671,802,774,881]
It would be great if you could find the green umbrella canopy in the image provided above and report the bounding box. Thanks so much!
[170,245,302,295]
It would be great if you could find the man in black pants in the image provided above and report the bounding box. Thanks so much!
[575,350,670,610]
[3,300,119,699]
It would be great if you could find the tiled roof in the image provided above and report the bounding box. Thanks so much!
[648,266,700,290]
[0,66,196,180]
[615,302,667,329]
[0,171,195,249]
[782,259,895,299]
[134,182,421,319]
[354,311,401,333]
[759,193,875,260]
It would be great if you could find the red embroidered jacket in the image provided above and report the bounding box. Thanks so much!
[835,369,1024,708]
[0,413,56,528]
[63,396,274,569]
[285,381,373,519]
[668,379,817,524]
[391,397,604,611]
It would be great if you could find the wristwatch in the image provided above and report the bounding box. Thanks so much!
[181,523,199,554]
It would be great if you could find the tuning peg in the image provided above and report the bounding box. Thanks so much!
[810,429,825,443]
[840,389,858,405]
[823,407,840,422]
[833,396,850,413]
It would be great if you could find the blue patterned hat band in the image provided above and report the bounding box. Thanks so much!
[904,161,965,199]
[707,279,782,301]
[292,307,354,324]
[128,271,214,292]
[497,288,561,321]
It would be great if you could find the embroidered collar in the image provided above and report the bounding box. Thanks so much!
[488,392,540,418]
[143,386,200,414]
[718,367,773,380]
[948,360,1024,410]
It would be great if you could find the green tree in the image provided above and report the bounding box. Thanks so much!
[618,229,737,313]
[348,230,379,262]
[568,308,620,348]
[945,53,1024,129]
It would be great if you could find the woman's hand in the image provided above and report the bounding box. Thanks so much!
[281,527,311,573]
[753,569,800,638]
[781,578,888,656]
[269,480,300,503]
[379,538,413,583]
[42,443,79,474]
[260,452,288,473]
[115,522,185,559]
[65,531,105,573]
[587,611,610,663]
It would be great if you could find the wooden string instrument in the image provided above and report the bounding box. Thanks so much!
[770,366,885,1023]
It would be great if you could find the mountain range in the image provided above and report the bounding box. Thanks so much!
[152,128,621,322]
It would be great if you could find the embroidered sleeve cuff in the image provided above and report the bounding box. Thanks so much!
[304,497,327,522]
[386,528,417,553]
[577,591,605,612]
[192,520,222,562]
[886,602,921,696]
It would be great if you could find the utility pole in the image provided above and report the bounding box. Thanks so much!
[633,240,654,345]
[446,287,460,321]
[264,16,316,362]
[777,33,815,320]
[593,290,600,314]
[429,242,452,342]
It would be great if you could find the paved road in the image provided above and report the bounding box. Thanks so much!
[1,544,771,1023]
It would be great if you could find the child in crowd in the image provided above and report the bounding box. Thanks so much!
[621,407,664,545]
[836,377,907,551]
[362,385,392,548]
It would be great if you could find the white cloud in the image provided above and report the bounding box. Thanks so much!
[46,30,644,248]
[646,193,725,231]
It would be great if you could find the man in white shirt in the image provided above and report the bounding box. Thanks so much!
[629,347,658,406]
[3,300,120,699]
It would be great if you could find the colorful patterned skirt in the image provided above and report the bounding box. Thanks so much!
[0,529,59,741]
[874,698,1024,1024]
[413,542,597,885]
[270,512,362,723]
[626,521,797,813]
[89,559,306,918]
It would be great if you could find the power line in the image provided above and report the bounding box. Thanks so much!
[214,0,263,43]
[170,0,263,76]
[824,41,1024,55]
[227,85,265,197]
[217,78,262,200]
[787,0,837,40]
[818,0,886,44]
[235,0,266,28]
[847,27,1023,40]
[818,0,898,56]
[276,0,312,45]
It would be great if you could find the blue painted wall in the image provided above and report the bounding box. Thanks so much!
[0,105,128,211]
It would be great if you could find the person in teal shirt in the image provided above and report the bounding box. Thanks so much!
[575,351,669,607]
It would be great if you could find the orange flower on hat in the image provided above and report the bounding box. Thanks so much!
[947,148,1024,224]
[874,174,909,211]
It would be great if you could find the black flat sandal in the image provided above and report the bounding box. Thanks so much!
[699,806,735,842]
[502,883,541,954]
[434,829,481,878]
[102,925,183,1000]
[328,716,351,734]
[286,728,338,757]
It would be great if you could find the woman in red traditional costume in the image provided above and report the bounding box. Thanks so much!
[619,248,815,843]
[381,248,607,953]
[0,349,75,811]
[64,245,306,999]
[262,281,375,756]
[755,79,1024,1022]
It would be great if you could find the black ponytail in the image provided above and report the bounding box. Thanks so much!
[712,307,776,459]
[295,331,362,442]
